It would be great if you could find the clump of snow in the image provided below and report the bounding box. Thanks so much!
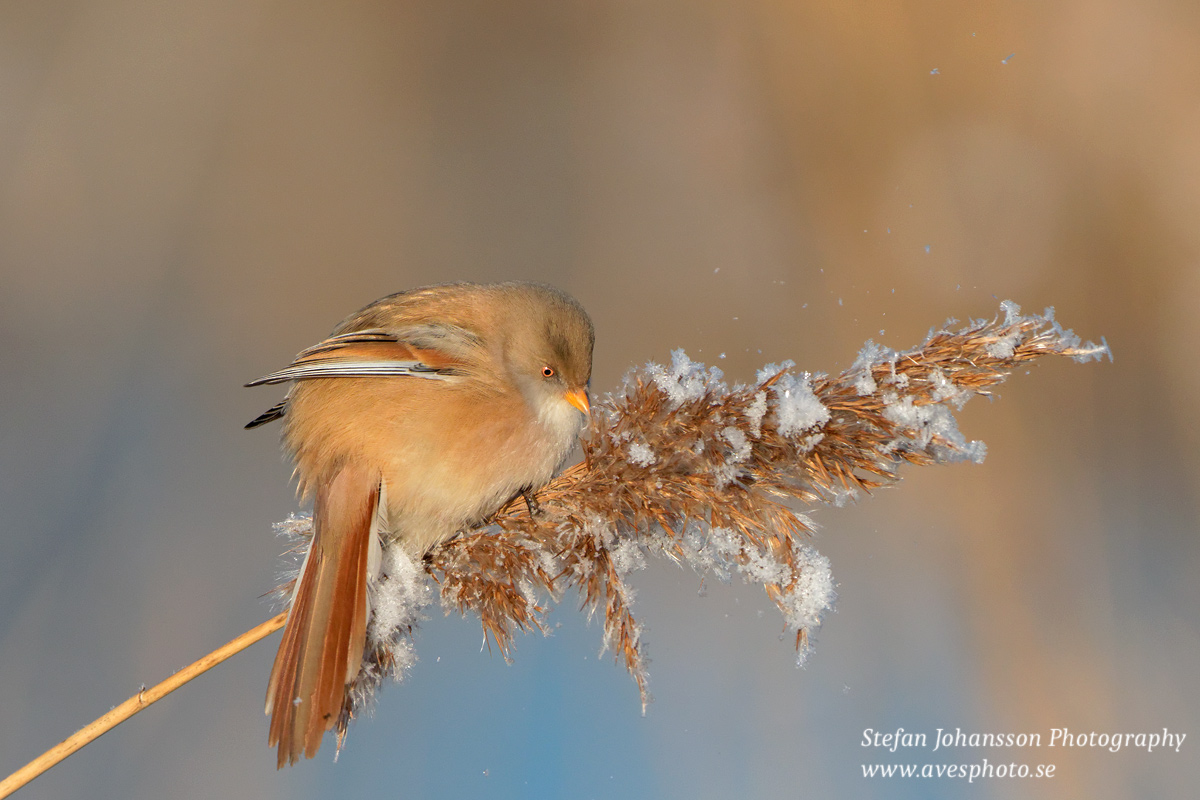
[1075,335,1112,363]
[272,512,313,541]
[645,349,726,407]
[882,392,986,463]
[927,367,970,409]
[827,485,858,508]
[756,360,795,384]
[854,371,877,395]
[983,301,1025,358]
[744,390,768,437]
[770,371,830,437]
[985,333,1021,359]
[712,425,753,489]
[627,441,657,467]
[710,462,740,491]
[669,518,835,662]
[270,513,313,602]
[781,544,837,667]
[610,535,649,577]
[676,523,738,583]
[721,426,752,462]
[737,543,789,586]
[609,428,632,445]
[999,299,1022,325]
[669,515,836,668]
[369,542,433,654]
[347,541,435,718]
[849,339,895,396]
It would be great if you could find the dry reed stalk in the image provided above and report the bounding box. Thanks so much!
[0,613,287,798]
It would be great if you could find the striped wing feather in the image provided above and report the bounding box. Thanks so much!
[245,331,466,428]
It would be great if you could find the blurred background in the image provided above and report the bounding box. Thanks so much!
[2,1,1197,798]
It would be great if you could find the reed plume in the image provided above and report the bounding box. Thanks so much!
[269,301,1109,748]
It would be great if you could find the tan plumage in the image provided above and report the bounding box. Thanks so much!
[248,281,594,767]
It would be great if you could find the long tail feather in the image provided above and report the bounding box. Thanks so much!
[266,463,379,768]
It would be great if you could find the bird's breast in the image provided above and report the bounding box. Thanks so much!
[283,376,582,554]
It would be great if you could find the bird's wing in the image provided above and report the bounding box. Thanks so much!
[244,328,471,428]
[245,329,466,387]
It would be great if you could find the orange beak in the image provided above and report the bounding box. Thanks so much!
[564,387,590,416]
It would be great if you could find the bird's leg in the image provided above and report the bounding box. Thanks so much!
[521,488,542,518]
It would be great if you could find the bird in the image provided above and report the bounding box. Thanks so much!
[245,281,594,767]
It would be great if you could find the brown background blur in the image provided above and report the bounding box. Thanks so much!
[2,2,1196,799]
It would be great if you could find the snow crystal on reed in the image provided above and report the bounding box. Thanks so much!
[674,525,755,584]
[769,370,830,437]
[985,331,1022,359]
[985,300,1024,359]
[271,513,314,597]
[720,426,752,462]
[881,392,987,463]
[1021,304,1110,363]
[850,339,895,396]
[1048,316,1110,364]
[756,359,795,385]
[627,441,657,467]
[999,298,1022,325]
[711,426,753,489]
[783,545,836,667]
[666,516,832,666]
[272,512,314,541]
[349,542,433,710]
[744,390,768,437]
[736,543,789,586]
[610,532,649,577]
[370,542,433,654]
[665,516,830,661]
[646,349,725,407]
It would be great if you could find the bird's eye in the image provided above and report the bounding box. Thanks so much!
[542,366,556,378]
